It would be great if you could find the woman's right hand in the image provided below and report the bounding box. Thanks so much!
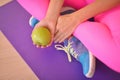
[32,17,56,48]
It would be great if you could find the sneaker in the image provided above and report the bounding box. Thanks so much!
[29,16,39,28]
[55,36,96,78]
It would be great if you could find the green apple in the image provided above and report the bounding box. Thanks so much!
[31,27,51,46]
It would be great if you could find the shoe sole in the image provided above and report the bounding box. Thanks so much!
[29,16,34,26]
[86,51,96,78]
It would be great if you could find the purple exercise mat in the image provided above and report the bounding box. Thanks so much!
[0,1,120,80]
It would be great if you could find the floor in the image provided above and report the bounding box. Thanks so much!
[0,0,12,7]
[0,1,120,80]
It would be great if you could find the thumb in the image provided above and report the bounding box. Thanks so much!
[46,28,54,47]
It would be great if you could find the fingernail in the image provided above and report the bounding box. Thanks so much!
[58,42,61,43]
[36,45,40,48]
[33,43,35,45]
[41,46,44,48]
[47,44,51,47]
[46,45,49,47]
[59,41,63,43]
[54,41,57,43]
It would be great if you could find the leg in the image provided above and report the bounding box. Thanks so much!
[95,6,120,47]
[17,0,50,20]
[73,21,120,72]
[17,0,86,20]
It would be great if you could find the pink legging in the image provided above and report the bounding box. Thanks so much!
[17,0,120,72]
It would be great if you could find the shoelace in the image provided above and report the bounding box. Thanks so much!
[55,41,77,62]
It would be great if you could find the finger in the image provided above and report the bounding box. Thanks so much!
[41,37,53,48]
[58,33,67,43]
[59,34,70,43]
[54,22,61,41]
[41,45,46,48]
[46,42,52,47]
[54,31,58,42]
[55,28,69,43]
[54,30,67,43]
[54,24,68,43]
[55,24,60,34]
[59,31,72,43]
[47,37,53,47]
[33,42,36,45]
[55,29,58,34]
[54,31,61,43]
[55,32,66,43]
[68,35,73,40]
[36,45,40,48]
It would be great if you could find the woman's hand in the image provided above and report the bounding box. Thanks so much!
[31,0,64,48]
[54,13,79,43]
[32,17,56,48]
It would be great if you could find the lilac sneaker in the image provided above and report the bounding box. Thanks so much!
[29,16,39,28]
[55,36,96,78]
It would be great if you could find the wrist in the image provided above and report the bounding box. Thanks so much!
[70,12,83,25]
[45,0,64,23]
[45,15,58,25]
[43,16,57,28]
[45,14,58,22]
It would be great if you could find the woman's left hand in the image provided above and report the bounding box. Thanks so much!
[54,13,79,43]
